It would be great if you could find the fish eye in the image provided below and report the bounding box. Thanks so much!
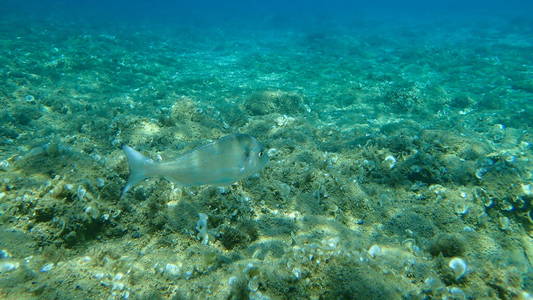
[258,151,263,158]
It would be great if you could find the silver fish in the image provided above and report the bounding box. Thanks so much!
[120,134,268,198]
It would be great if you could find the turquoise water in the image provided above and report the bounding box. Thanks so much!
[0,2,532,299]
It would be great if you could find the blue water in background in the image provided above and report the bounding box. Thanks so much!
[3,0,533,26]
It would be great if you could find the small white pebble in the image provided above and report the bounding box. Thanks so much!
[112,282,125,291]
[323,237,339,250]
[40,263,54,272]
[267,148,278,157]
[475,168,487,180]
[80,256,92,263]
[166,200,178,208]
[454,203,469,215]
[164,263,181,277]
[216,186,228,194]
[424,277,441,290]
[449,257,468,280]
[0,160,10,170]
[184,270,193,279]
[448,287,466,299]
[368,244,382,258]
[77,186,87,200]
[0,249,11,259]
[113,273,124,281]
[111,138,121,147]
[244,262,256,274]
[228,276,238,286]
[499,216,511,230]
[384,155,396,169]
[463,226,475,232]
[292,268,302,279]
[248,276,259,292]
[0,262,19,272]
[96,178,105,187]
[24,95,35,102]
[521,184,533,196]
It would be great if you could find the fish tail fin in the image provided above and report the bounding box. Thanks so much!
[121,145,155,198]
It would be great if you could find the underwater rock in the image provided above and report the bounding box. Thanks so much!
[243,90,307,116]
[13,105,43,126]
[0,126,19,139]
[478,92,503,110]
[218,222,258,250]
[428,233,466,257]
[382,82,422,113]
[384,211,436,240]
[323,258,400,300]
[164,96,224,130]
[450,94,475,109]
[512,79,533,93]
